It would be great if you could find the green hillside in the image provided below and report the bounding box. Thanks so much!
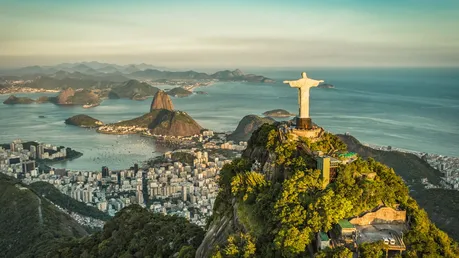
[109,79,159,99]
[338,134,459,241]
[0,174,89,258]
[48,205,205,258]
[204,123,459,257]
[28,181,111,221]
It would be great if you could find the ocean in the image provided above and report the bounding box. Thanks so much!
[0,68,458,171]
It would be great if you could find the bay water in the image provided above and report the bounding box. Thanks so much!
[0,68,458,171]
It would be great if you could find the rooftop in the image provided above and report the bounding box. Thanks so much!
[338,219,355,229]
[339,152,357,158]
[319,231,329,241]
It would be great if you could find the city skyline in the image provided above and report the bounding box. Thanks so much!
[1,0,459,68]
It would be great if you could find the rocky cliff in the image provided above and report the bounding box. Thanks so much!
[227,115,275,142]
[149,110,202,136]
[151,90,174,111]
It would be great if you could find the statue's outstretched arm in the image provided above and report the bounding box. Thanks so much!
[309,79,324,87]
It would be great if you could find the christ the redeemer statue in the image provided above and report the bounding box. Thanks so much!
[283,72,324,130]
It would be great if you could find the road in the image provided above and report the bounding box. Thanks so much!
[37,196,43,226]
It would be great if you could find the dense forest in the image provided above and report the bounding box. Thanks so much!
[47,205,205,258]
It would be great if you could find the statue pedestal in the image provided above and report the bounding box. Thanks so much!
[289,127,324,143]
[297,117,312,130]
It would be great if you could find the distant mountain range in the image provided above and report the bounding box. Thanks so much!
[0,62,274,84]
[0,62,166,76]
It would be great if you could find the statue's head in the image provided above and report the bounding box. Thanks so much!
[301,72,307,78]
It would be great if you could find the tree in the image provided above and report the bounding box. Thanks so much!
[316,246,353,258]
[358,242,385,258]
[223,233,256,258]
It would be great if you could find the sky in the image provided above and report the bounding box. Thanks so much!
[0,0,458,68]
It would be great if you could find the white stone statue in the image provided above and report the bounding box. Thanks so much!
[283,72,323,119]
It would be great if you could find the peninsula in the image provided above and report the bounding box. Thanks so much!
[97,109,202,137]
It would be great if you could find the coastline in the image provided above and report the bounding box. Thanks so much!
[182,80,216,92]
[0,87,60,95]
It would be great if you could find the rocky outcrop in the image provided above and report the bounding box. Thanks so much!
[3,95,35,104]
[150,90,174,111]
[227,115,275,142]
[65,114,104,128]
[149,110,202,136]
[196,199,243,258]
[56,87,75,104]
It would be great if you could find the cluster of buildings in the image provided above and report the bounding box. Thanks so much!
[317,206,406,255]
[147,150,231,226]
[0,139,73,176]
[204,140,247,151]
[97,125,148,135]
[364,143,459,191]
[422,154,459,190]
[1,136,235,228]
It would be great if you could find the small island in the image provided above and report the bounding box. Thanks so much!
[3,95,35,105]
[65,114,104,128]
[166,87,193,98]
[262,109,296,118]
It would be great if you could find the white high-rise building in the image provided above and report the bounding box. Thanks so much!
[181,185,187,202]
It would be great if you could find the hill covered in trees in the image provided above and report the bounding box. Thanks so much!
[338,134,459,241]
[199,123,459,257]
[0,174,89,258]
[28,181,111,221]
[0,173,205,257]
[48,205,205,258]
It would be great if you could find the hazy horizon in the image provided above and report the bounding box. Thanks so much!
[1,0,458,68]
